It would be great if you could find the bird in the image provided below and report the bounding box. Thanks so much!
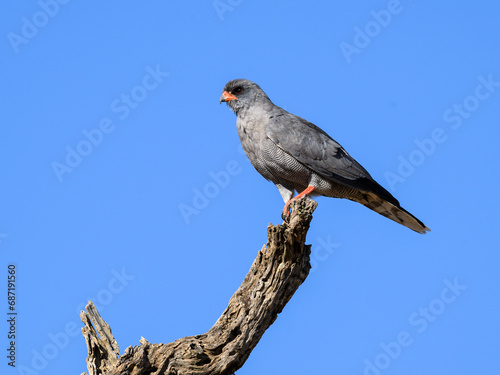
[219,79,430,234]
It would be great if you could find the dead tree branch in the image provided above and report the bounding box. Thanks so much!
[80,198,318,375]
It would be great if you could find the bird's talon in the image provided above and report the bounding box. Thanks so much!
[282,203,292,220]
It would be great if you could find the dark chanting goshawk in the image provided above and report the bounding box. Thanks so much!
[220,79,430,234]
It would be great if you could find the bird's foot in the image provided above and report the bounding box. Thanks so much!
[281,203,292,220]
[281,186,316,221]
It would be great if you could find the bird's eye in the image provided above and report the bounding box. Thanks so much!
[233,87,243,94]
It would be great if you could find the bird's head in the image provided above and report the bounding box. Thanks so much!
[219,79,270,114]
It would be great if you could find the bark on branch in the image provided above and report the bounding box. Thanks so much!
[80,198,318,375]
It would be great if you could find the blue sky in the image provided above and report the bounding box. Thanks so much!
[2,1,500,374]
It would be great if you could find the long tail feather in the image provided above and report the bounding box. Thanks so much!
[357,192,430,234]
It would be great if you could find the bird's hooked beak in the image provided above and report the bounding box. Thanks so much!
[219,91,238,104]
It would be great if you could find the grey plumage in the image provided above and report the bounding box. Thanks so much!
[220,79,430,234]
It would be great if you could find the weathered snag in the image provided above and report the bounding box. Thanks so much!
[80,198,317,375]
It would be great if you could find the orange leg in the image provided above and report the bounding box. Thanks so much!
[282,185,315,219]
